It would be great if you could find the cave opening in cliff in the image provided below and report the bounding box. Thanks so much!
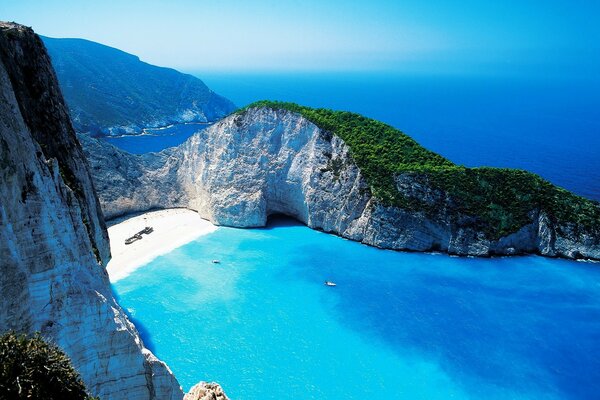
[264,213,304,229]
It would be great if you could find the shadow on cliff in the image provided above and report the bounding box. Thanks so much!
[111,290,158,353]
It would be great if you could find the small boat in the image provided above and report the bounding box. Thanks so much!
[141,226,154,234]
[324,281,337,287]
[212,260,221,264]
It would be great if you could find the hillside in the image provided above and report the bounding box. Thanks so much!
[239,101,600,240]
[42,36,236,136]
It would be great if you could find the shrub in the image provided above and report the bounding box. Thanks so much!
[0,332,97,400]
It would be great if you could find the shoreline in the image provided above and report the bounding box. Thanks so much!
[106,208,217,282]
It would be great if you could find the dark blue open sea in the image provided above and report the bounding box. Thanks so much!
[102,122,211,154]
[110,73,600,399]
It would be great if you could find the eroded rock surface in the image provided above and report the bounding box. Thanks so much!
[184,382,229,400]
[0,22,183,399]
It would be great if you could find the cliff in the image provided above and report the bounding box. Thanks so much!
[0,22,183,399]
[79,133,186,218]
[83,105,600,260]
[42,36,236,136]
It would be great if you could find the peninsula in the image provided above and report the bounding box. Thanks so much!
[80,102,600,260]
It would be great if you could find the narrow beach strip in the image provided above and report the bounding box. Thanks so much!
[106,208,217,282]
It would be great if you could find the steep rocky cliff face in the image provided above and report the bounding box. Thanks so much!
[78,133,186,219]
[0,22,183,399]
[83,107,600,260]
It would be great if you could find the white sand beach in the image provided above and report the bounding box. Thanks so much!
[106,208,217,282]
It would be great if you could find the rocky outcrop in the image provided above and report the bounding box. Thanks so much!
[83,107,600,260]
[184,382,229,400]
[0,22,183,399]
[78,134,186,219]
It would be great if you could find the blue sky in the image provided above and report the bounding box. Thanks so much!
[3,0,600,76]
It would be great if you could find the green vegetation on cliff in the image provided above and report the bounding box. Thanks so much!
[0,332,96,400]
[240,101,600,238]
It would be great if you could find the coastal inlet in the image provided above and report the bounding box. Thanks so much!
[113,216,600,400]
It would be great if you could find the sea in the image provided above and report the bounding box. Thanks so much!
[114,217,600,400]
[102,122,211,154]
[110,73,600,399]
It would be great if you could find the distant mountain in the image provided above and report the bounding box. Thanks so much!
[42,36,236,136]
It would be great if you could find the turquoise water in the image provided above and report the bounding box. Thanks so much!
[113,217,600,400]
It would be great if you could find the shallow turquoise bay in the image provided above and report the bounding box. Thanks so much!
[113,218,600,400]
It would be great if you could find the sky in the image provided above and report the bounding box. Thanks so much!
[3,0,600,77]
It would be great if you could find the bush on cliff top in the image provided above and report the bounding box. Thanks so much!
[0,332,97,400]
[239,101,600,238]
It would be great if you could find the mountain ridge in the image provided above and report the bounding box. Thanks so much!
[238,101,600,240]
[42,36,236,136]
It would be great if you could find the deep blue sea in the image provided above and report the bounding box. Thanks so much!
[114,217,600,400]
[102,122,211,154]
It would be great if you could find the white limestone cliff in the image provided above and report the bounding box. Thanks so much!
[0,22,184,399]
[82,107,600,260]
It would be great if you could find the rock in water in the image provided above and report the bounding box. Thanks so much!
[184,382,229,400]
[0,21,183,399]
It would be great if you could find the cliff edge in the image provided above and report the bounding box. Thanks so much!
[0,22,183,399]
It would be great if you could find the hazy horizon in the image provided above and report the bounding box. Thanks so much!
[4,0,600,79]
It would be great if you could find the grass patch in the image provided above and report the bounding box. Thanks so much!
[0,332,97,399]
